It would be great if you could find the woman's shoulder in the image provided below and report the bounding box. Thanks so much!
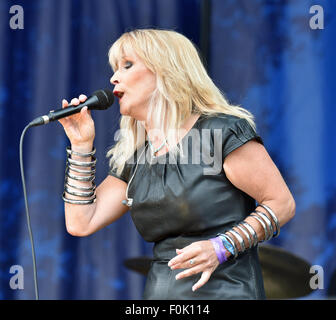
[197,113,250,130]
[197,113,263,154]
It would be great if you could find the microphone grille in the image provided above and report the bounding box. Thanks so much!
[93,89,114,109]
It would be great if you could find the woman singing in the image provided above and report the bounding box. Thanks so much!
[59,29,295,299]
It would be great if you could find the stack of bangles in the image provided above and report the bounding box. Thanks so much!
[62,146,97,205]
[210,204,280,263]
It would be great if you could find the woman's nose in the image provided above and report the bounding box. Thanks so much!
[110,72,119,85]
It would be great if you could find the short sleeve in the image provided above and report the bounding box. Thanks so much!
[221,117,263,159]
[108,158,131,183]
[108,143,146,183]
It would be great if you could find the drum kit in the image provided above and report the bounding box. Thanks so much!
[124,244,314,299]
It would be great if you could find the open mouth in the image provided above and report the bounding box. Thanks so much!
[113,91,124,99]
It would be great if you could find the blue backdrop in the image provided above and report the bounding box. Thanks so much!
[0,0,335,299]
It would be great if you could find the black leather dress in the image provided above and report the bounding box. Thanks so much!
[109,114,266,299]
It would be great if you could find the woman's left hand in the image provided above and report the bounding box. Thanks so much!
[168,240,220,292]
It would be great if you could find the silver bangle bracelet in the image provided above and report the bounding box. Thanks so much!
[241,221,258,247]
[67,156,97,167]
[66,146,96,157]
[63,146,97,205]
[251,213,269,242]
[62,192,96,205]
[65,179,96,192]
[255,210,274,241]
[223,233,238,258]
[258,204,280,237]
[229,229,246,252]
[67,164,96,174]
[64,185,95,198]
[66,170,95,182]
[235,224,252,249]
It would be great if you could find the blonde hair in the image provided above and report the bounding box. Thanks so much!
[107,29,256,175]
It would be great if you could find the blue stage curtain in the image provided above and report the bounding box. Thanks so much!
[0,0,201,300]
[210,0,336,299]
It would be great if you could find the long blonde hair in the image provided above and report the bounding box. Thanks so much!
[107,29,256,175]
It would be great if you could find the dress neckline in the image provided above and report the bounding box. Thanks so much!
[149,113,204,159]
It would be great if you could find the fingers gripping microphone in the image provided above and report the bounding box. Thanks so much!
[29,89,115,127]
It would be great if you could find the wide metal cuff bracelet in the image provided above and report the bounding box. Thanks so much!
[235,224,252,249]
[258,203,280,237]
[251,213,270,241]
[64,185,95,198]
[254,210,274,241]
[63,146,97,205]
[66,169,95,182]
[67,164,96,174]
[217,233,235,257]
[66,146,96,157]
[240,221,258,247]
[62,192,96,205]
[228,229,246,252]
[222,233,238,258]
[67,156,97,167]
[65,179,96,192]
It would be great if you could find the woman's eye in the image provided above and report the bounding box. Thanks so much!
[124,61,133,69]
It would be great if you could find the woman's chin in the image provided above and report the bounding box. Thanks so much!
[119,105,145,121]
[119,105,130,116]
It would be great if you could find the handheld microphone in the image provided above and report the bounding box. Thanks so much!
[29,89,114,127]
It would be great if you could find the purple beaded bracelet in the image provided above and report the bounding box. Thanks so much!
[210,237,228,264]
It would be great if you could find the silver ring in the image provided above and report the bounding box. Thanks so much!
[189,259,195,265]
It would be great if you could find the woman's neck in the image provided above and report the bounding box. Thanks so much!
[144,112,200,149]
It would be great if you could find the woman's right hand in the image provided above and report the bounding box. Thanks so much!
[58,94,95,150]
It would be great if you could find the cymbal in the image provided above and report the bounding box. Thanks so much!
[258,244,313,299]
[123,244,313,299]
